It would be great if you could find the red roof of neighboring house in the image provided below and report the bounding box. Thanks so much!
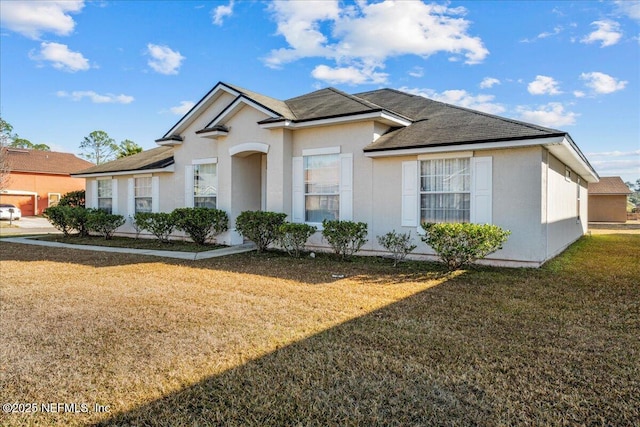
[4,148,94,175]
[588,176,633,195]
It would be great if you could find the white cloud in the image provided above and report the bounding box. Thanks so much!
[212,0,234,26]
[266,0,488,85]
[170,101,196,115]
[312,64,387,85]
[581,20,622,47]
[587,150,640,181]
[146,43,185,75]
[399,86,505,115]
[587,150,640,158]
[408,66,424,78]
[527,75,562,95]
[29,42,90,72]
[521,25,563,43]
[479,77,500,89]
[573,90,586,98]
[0,0,84,39]
[614,0,640,22]
[57,90,134,104]
[516,103,578,128]
[580,71,627,94]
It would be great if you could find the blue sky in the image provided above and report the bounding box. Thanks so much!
[1,0,638,182]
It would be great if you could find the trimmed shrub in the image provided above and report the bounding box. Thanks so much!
[134,212,177,243]
[129,215,142,239]
[58,190,85,208]
[173,207,229,245]
[235,211,287,252]
[278,222,317,257]
[321,219,368,260]
[87,210,125,240]
[43,205,74,236]
[68,206,92,237]
[420,222,511,271]
[377,230,417,267]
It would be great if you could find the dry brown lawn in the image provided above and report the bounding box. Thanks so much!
[0,233,638,426]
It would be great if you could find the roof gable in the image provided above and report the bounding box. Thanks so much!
[158,82,293,142]
[5,148,94,175]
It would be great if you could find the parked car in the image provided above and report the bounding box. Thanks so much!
[0,203,21,220]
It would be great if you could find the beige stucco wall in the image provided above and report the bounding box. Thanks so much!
[290,121,377,249]
[361,146,549,265]
[544,152,587,259]
[588,195,627,222]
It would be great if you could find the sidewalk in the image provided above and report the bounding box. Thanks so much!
[0,216,60,237]
[1,236,256,260]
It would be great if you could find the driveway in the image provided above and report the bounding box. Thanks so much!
[0,216,59,236]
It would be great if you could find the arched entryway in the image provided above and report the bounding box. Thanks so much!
[229,143,269,217]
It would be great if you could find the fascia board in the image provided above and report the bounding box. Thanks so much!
[161,83,240,138]
[207,96,280,129]
[364,136,566,158]
[259,111,410,129]
[72,164,175,178]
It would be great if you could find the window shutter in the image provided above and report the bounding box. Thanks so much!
[401,161,418,227]
[151,176,160,213]
[185,165,194,208]
[89,180,98,209]
[471,156,492,224]
[339,153,353,221]
[127,178,135,217]
[292,157,304,223]
[111,179,118,214]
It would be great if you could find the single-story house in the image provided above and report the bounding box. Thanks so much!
[74,82,599,267]
[588,176,632,223]
[1,148,94,215]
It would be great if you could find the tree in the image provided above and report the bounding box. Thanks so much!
[79,130,118,164]
[10,138,50,151]
[117,139,143,158]
[0,118,13,190]
[627,179,640,208]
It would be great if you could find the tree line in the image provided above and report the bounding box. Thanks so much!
[1,117,142,162]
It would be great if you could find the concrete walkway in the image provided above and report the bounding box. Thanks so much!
[1,236,256,260]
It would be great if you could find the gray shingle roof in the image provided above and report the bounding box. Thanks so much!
[283,87,382,122]
[354,89,565,151]
[224,83,295,119]
[72,146,174,175]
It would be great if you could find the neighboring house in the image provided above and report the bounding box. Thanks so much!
[73,82,599,267]
[0,148,94,215]
[588,176,632,223]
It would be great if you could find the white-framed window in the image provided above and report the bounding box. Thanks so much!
[97,179,112,213]
[194,163,217,208]
[48,193,61,207]
[419,158,471,223]
[134,177,152,213]
[304,154,340,223]
[402,156,492,227]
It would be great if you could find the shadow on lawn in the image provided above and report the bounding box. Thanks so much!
[93,275,500,427]
[90,260,638,427]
